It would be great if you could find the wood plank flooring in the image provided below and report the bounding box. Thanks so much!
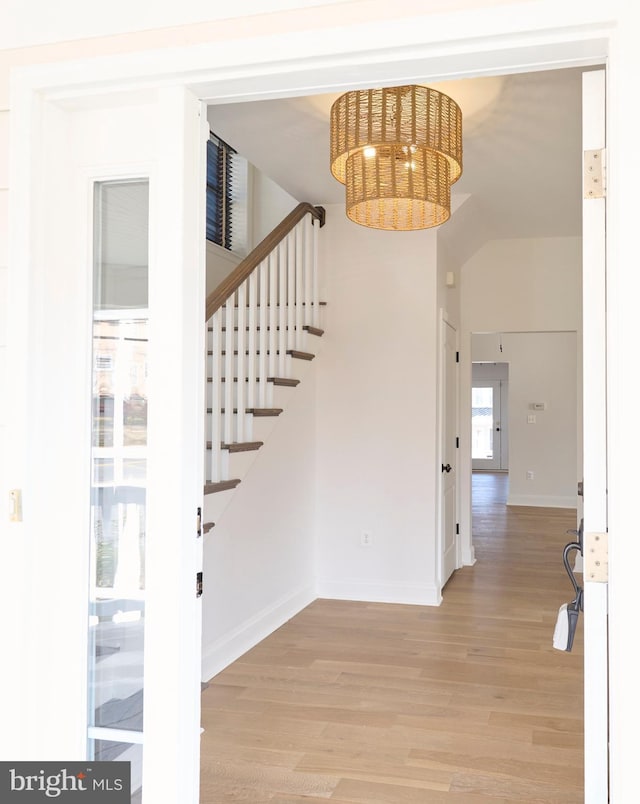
[200,472,584,802]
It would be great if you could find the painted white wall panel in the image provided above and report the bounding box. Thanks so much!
[463,237,581,333]
[201,366,318,679]
[0,266,6,346]
[0,113,8,188]
[315,204,440,604]
[0,0,356,50]
[0,347,5,422]
[0,190,7,267]
[251,169,298,245]
[498,332,576,507]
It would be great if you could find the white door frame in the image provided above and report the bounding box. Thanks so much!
[581,68,608,804]
[7,82,206,801]
[7,6,634,801]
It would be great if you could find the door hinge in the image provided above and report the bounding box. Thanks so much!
[584,148,606,199]
[9,489,23,522]
[584,531,608,582]
[455,351,460,363]
[456,523,460,535]
[196,571,203,598]
[197,506,202,538]
[455,436,459,448]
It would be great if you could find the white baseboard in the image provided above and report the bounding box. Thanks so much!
[507,493,577,509]
[461,545,476,566]
[201,583,316,682]
[316,579,441,606]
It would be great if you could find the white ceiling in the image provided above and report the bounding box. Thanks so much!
[207,66,587,243]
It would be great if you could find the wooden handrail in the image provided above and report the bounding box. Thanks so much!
[205,202,325,321]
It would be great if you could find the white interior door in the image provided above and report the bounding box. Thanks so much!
[10,86,206,803]
[582,69,608,802]
[440,317,458,587]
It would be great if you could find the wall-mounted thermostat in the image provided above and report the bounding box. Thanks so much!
[531,402,546,411]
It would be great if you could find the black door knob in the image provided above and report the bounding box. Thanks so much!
[441,463,452,473]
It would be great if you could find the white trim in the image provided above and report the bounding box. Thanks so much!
[201,584,316,682]
[317,580,441,607]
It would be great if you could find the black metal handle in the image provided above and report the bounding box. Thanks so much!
[441,463,452,473]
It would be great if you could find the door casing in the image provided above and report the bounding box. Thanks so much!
[6,7,629,801]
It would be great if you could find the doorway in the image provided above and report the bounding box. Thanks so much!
[6,9,616,800]
[471,362,509,472]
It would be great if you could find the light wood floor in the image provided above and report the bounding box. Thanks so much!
[200,473,584,802]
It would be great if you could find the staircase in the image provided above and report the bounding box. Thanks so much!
[202,203,326,531]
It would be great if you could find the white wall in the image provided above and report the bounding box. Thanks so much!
[205,165,299,296]
[462,236,581,333]
[201,368,318,680]
[250,167,299,245]
[315,204,441,605]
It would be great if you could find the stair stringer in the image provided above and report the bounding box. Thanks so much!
[200,358,320,681]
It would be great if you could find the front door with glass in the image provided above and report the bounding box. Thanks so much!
[471,379,508,471]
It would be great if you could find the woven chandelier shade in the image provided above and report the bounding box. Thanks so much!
[346,145,451,230]
[330,84,462,230]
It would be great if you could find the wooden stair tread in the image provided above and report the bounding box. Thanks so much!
[286,349,314,360]
[268,377,300,387]
[202,522,215,535]
[303,325,324,336]
[206,440,263,453]
[204,479,241,495]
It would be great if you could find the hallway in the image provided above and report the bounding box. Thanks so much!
[200,473,584,802]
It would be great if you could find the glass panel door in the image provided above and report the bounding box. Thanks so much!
[472,380,505,471]
[472,384,495,462]
[88,180,149,801]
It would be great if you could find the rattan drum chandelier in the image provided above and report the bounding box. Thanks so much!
[330,84,463,230]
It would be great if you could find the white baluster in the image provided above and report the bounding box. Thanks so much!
[278,240,287,377]
[268,251,277,382]
[224,298,234,448]
[295,222,304,351]
[287,231,295,355]
[247,272,257,412]
[258,260,268,407]
[304,214,313,329]
[236,283,246,443]
[312,215,320,328]
[209,311,222,482]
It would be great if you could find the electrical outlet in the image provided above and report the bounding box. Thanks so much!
[526,470,534,480]
[360,531,373,547]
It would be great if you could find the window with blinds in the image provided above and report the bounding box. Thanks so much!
[206,132,235,250]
